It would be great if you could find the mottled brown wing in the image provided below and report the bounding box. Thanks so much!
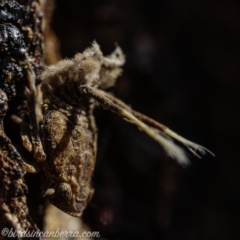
[41,109,96,216]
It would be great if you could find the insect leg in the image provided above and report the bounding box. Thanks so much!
[25,62,46,162]
[11,115,33,153]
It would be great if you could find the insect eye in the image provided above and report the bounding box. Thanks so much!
[74,198,85,213]
[57,183,72,200]
[76,197,84,203]
[76,191,88,203]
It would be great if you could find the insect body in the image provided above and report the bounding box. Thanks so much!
[41,104,96,216]
[41,42,213,216]
[40,42,122,216]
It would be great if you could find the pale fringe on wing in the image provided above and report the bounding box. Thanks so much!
[164,129,215,158]
[120,109,190,165]
[80,85,214,166]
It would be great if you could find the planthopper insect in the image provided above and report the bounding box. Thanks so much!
[40,41,214,217]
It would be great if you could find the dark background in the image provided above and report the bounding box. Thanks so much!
[51,0,240,239]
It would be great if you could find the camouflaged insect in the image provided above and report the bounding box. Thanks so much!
[41,42,214,217]
[40,42,119,216]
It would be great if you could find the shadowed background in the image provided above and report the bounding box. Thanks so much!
[49,0,240,239]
